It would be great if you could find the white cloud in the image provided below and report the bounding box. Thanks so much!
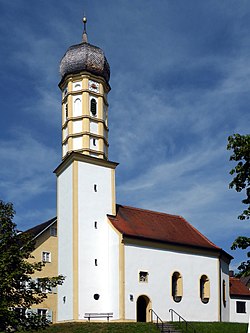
[0,129,59,204]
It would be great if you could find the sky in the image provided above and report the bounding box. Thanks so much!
[0,0,249,271]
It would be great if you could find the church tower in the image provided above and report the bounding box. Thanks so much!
[59,17,110,160]
[55,18,119,322]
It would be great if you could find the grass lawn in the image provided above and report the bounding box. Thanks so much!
[19,322,159,333]
[174,321,248,333]
[8,321,247,333]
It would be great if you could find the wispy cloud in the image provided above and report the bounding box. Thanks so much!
[0,129,58,204]
[0,0,249,270]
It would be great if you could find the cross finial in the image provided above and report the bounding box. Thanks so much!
[82,15,88,43]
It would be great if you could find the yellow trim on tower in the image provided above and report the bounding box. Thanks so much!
[67,94,73,152]
[82,77,88,90]
[72,160,79,320]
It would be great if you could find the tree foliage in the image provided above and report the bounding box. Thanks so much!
[0,200,64,331]
[227,134,250,277]
[227,133,250,220]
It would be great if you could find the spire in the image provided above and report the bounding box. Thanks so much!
[82,16,88,43]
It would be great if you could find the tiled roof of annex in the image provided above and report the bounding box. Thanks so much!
[230,277,250,297]
[108,204,223,252]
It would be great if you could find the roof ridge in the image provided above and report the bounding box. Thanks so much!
[117,204,220,249]
[117,203,183,218]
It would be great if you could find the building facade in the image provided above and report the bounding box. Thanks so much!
[27,18,250,324]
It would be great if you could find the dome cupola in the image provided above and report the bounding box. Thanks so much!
[59,17,110,84]
[59,17,111,161]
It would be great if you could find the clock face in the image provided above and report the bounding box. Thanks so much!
[89,80,99,93]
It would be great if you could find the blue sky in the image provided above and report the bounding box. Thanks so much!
[0,0,249,271]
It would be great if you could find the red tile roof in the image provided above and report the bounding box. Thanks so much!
[108,205,223,252]
[230,277,250,297]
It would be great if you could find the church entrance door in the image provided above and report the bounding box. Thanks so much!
[137,295,150,322]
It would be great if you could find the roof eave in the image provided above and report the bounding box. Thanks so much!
[122,233,225,256]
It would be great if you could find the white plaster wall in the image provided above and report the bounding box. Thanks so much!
[90,121,98,134]
[220,260,230,321]
[62,104,67,124]
[57,165,74,321]
[62,143,68,158]
[89,152,99,158]
[73,120,82,134]
[73,81,82,91]
[124,244,220,322]
[73,136,82,150]
[73,96,82,117]
[107,225,120,319]
[63,127,68,141]
[230,298,250,323]
[77,161,119,319]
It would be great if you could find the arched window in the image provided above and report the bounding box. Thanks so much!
[200,275,210,303]
[90,98,97,116]
[73,98,81,117]
[223,280,226,307]
[172,272,182,302]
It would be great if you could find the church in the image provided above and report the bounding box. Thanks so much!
[26,18,250,324]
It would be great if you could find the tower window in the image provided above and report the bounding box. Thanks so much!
[90,98,97,116]
[94,184,97,192]
[65,104,68,119]
[94,221,97,229]
[93,138,96,146]
[95,259,98,266]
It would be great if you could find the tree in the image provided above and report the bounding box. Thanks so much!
[227,133,250,277]
[0,200,64,331]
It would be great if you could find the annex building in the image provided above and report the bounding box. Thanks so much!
[26,18,250,324]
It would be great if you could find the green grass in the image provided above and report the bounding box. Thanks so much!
[19,322,159,333]
[173,321,248,333]
[11,321,248,333]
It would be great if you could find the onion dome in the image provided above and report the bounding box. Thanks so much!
[60,16,110,84]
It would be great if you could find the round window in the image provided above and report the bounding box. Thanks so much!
[94,294,100,300]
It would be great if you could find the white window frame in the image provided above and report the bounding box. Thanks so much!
[42,251,51,263]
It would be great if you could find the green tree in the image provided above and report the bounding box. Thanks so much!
[227,133,250,276]
[0,200,64,331]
